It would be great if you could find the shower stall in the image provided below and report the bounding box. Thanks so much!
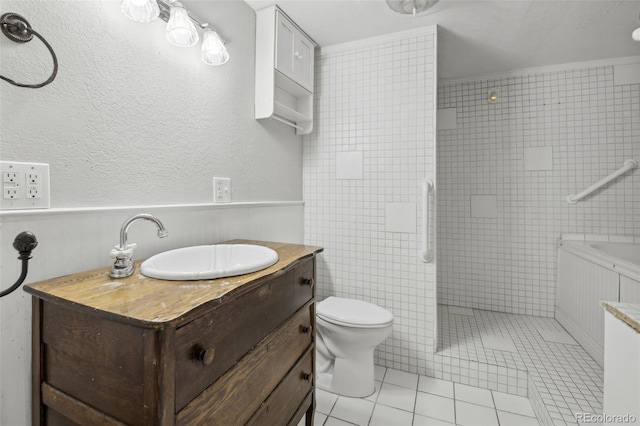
[435,61,640,424]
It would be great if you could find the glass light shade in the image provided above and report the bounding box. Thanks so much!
[385,0,439,15]
[166,2,199,47]
[633,27,640,42]
[201,29,229,66]
[120,0,159,23]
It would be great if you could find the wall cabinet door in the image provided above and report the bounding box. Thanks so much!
[275,11,314,92]
[275,13,295,82]
[294,35,314,91]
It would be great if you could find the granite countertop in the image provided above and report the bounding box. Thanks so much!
[601,301,640,333]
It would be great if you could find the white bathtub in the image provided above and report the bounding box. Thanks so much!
[563,241,640,281]
[556,240,640,367]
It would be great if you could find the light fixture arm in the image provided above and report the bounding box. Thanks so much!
[156,0,202,27]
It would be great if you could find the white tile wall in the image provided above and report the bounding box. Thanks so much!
[385,203,417,233]
[304,28,438,373]
[336,151,364,180]
[438,63,640,316]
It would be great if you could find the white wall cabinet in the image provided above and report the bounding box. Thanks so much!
[255,6,316,134]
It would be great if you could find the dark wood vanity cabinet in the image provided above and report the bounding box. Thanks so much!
[26,241,322,426]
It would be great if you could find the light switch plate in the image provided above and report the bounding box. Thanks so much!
[0,161,50,209]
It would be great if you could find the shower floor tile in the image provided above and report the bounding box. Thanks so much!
[537,329,579,345]
[438,304,604,425]
[480,334,518,352]
[448,306,474,316]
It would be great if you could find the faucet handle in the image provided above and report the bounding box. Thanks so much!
[109,243,137,259]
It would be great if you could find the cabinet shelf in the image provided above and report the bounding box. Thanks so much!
[274,101,312,123]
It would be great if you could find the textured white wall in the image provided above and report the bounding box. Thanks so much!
[304,28,438,375]
[0,0,305,423]
[0,0,302,207]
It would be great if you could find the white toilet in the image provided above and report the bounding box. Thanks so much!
[315,296,394,397]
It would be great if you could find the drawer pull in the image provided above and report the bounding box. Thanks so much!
[196,347,215,366]
[302,372,312,382]
[301,277,314,287]
[300,325,312,334]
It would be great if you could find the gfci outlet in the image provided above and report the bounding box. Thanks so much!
[0,161,51,210]
[213,177,231,203]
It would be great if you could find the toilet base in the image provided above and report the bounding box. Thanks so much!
[316,352,375,397]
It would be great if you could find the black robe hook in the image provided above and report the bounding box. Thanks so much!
[0,231,38,298]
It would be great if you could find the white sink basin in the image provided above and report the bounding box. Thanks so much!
[140,244,279,281]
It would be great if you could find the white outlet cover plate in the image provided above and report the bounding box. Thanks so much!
[0,161,51,209]
[213,177,231,203]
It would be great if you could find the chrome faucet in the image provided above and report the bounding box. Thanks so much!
[109,213,168,278]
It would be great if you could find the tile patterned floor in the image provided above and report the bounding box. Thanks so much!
[438,305,604,425]
[306,365,538,426]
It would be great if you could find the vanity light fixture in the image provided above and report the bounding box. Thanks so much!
[120,0,159,23]
[119,0,229,65]
[201,28,229,66]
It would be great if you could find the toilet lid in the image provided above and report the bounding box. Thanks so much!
[317,297,393,326]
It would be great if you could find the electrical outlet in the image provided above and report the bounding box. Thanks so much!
[0,161,50,209]
[27,172,40,185]
[3,172,19,183]
[27,185,41,199]
[213,177,231,203]
[4,186,20,199]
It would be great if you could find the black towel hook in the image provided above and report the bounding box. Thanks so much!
[0,231,38,298]
[0,12,58,88]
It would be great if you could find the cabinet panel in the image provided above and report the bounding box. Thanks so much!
[247,347,313,426]
[45,408,80,426]
[176,305,313,425]
[556,249,619,367]
[620,275,640,303]
[175,260,313,410]
[275,13,295,81]
[294,34,314,92]
[603,312,640,419]
[42,302,146,426]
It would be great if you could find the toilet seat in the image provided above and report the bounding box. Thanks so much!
[317,296,393,328]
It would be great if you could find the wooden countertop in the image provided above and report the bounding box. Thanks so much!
[24,240,323,327]
[601,301,640,333]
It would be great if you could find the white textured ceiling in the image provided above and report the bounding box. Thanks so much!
[244,0,640,80]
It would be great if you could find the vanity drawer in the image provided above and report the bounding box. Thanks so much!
[175,257,315,410]
[247,346,313,426]
[176,304,314,425]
